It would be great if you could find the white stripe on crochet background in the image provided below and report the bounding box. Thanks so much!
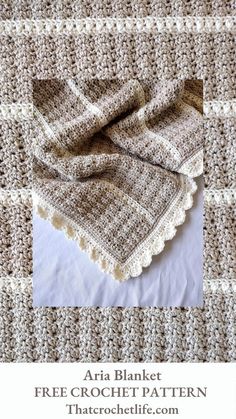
[0,276,32,291]
[136,82,182,161]
[0,17,235,35]
[1,188,234,206]
[136,117,182,161]
[0,103,33,120]
[2,101,236,120]
[0,189,32,203]
[203,279,236,293]
[204,100,236,117]
[0,276,235,293]
[67,79,108,125]
[67,78,182,161]
[204,189,236,205]
[33,106,56,138]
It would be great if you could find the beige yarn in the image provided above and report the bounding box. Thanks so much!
[0,276,235,362]
[0,1,235,361]
[32,79,203,280]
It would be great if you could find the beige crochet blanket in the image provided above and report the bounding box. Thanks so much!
[32,79,203,280]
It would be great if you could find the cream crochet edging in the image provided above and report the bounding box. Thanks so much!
[33,175,197,281]
[0,17,235,35]
[177,149,203,178]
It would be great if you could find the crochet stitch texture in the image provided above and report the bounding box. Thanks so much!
[0,1,235,362]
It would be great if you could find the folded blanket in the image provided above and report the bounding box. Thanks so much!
[33,79,203,281]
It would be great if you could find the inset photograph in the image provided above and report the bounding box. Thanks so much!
[32,79,203,307]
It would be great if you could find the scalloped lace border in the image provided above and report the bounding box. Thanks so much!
[33,175,197,281]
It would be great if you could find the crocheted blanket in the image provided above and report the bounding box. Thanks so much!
[32,79,203,280]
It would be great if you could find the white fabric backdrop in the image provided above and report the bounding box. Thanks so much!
[33,177,203,307]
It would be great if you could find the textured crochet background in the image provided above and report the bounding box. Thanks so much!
[0,1,235,361]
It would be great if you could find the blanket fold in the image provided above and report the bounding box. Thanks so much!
[33,79,203,281]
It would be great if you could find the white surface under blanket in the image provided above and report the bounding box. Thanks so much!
[33,176,203,308]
